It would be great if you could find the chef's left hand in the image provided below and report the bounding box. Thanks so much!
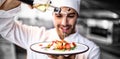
[47,54,76,59]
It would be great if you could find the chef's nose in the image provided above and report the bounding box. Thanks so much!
[61,17,68,26]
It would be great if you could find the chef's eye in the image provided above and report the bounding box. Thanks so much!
[55,13,62,18]
[68,15,74,17]
[68,14,75,18]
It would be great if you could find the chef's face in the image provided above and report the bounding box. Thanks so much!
[52,7,78,39]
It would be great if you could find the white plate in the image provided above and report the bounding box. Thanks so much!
[30,42,89,55]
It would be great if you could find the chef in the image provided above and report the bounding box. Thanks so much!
[0,0,100,59]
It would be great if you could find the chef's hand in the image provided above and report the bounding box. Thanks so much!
[47,54,76,59]
[0,0,21,11]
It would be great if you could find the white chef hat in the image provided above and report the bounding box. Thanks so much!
[50,0,81,15]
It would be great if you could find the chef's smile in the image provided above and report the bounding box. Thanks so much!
[59,24,71,33]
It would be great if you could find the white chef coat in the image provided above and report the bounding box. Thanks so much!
[0,5,100,59]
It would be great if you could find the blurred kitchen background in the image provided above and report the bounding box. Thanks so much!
[0,0,120,59]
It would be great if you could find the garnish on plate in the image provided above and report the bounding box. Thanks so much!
[39,40,76,51]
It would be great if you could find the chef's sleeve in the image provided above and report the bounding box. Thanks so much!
[89,46,100,59]
[0,5,45,49]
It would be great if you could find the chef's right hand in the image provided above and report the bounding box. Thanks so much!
[0,0,21,11]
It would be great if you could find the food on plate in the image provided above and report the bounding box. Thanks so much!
[39,40,76,51]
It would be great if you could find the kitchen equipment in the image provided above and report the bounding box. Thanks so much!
[80,10,120,45]
[86,19,120,45]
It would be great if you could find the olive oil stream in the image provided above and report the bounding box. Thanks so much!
[33,4,50,12]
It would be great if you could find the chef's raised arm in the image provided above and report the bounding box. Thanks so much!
[0,0,46,49]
